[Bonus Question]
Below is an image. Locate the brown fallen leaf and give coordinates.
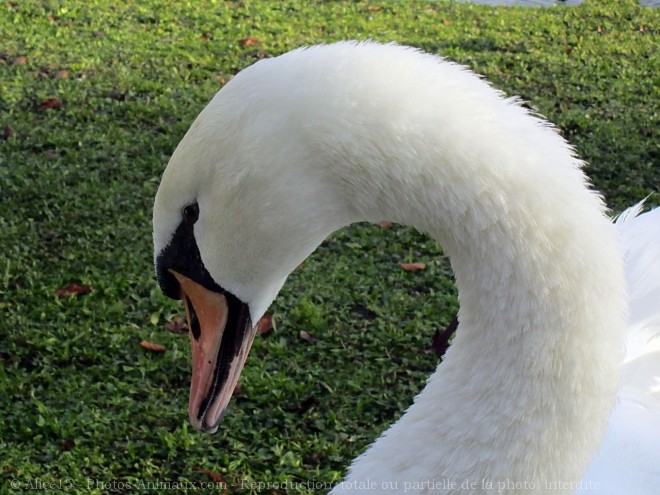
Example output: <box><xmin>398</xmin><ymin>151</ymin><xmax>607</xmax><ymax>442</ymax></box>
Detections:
<box><xmin>106</xmin><ymin>89</ymin><xmax>125</xmax><ymax>101</ymax></box>
<box><xmin>401</xmin><ymin>262</ymin><xmax>427</xmax><ymax>272</ymax></box>
<box><xmin>2</xmin><ymin>125</ymin><xmax>14</xmax><ymax>140</ymax></box>
<box><xmin>54</xmin><ymin>283</ymin><xmax>93</xmax><ymax>297</ymax></box>
<box><xmin>238</xmin><ymin>36</ymin><xmax>261</xmax><ymax>48</ymax></box>
<box><xmin>140</xmin><ymin>340</ymin><xmax>167</xmax><ymax>353</ymax></box>
<box><xmin>303</xmin><ymin>451</ymin><xmax>326</xmax><ymax>466</ymax></box>
<box><xmin>192</xmin><ymin>466</ymin><xmax>226</xmax><ymax>486</ymax></box>
<box><xmin>165</xmin><ymin>317</ymin><xmax>188</xmax><ymax>335</ymax></box>
<box><xmin>431</xmin><ymin>316</ymin><xmax>458</xmax><ymax>357</ymax></box>
<box><xmin>443</xmin><ymin>18</ymin><xmax>451</xmax><ymax>25</ymax></box>
<box><xmin>257</xmin><ymin>313</ymin><xmax>274</xmax><ymax>336</ymax></box>
<box><xmin>59</xmin><ymin>438</ymin><xmax>75</xmax><ymax>452</ymax></box>
<box><xmin>37</xmin><ymin>97</ymin><xmax>63</xmax><ymax>112</ymax></box>
<box><xmin>55</xmin><ymin>70</ymin><xmax>69</xmax><ymax>79</ymax></box>
<box><xmin>13</xmin><ymin>56</ymin><xmax>26</xmax><ymax>65</ymax></box>
<box><xmin>376</xmin><ymin>220</ymin><xmax>393</xmax><ymax>228</ymax></box>
<box><xmin>299</xmin><ymin>330</ymin><xmax>316</xmax><ymax>343</ymax></box>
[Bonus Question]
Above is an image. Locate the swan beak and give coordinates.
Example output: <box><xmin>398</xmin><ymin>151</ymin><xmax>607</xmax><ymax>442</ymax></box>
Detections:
<box><xmin>168</xmin><ymin>270</ymin><xmax>256</xmax><ymax>433</ymax></box>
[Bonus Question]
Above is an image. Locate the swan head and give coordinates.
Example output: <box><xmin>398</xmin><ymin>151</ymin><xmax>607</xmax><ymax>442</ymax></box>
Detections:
<box><xmin>153</xmin><ymin>49</ymin><xmax>355</xmax><ymax>432</ymax></box>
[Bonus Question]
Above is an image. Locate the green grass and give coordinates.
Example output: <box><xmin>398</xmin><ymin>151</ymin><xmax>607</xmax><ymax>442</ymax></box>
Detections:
<box><xmin>1</xmin><ymin>0</ymin><xmax>658</xmax><ymax>493</ymax></box>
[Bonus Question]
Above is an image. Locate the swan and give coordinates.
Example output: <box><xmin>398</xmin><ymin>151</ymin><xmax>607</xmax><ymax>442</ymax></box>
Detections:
<box><xmin>152</xmin><ymin>42</ymin><xmax>660</xmax><ymax>494</ymax></box>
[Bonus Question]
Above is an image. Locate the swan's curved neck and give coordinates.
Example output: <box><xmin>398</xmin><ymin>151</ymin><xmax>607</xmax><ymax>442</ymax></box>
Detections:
<box><xmin>186</xmin><ymin>44</ymin><xmax>627</xmax><ymax>492</ymax></box>
<box><xmin>324</xmin><ymin>114</ymin><xmax>626</xmax><ymax>492</ymax></box>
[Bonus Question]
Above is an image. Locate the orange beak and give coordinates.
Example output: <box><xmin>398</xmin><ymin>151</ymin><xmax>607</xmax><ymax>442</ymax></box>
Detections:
<box><xmin>169</xmin><ymin>269</ymin><xmax>256</xmax><ymax>432</ymax></box>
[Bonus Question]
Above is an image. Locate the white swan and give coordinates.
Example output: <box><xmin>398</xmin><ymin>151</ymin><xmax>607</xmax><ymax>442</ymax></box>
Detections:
<box><xmin>152</xmin><ymin>42</ymin><xmax>660</xmax><ymax>494</ymax></box>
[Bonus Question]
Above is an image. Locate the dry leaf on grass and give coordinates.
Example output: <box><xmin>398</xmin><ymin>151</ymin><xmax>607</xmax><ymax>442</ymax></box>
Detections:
<box><xmin>54</xmin><ymin>283</ymin><xmax>92</xmax><ymax>297</ymax></box>
<box><xmin>299</xmin><ymin>330</ymin><xmax>316</xmax><ymax>343</ymax></box>
<box><xmin>257</xmin><ymin>313</ymin><xmax>274</xmax><ymax>336</ymax></box>
<box><xmin>238</xmin><ymin>36</ymin><xmax>261</xmax><ymax>48</ymax></box>
<box><xmin>106</xmin><ymin>89</ymin><xmax>125</xmax><ymax>101</ymax></box>
<box><xmin>165</xmin><ymin>317</ymin><xmax>188</xmax><ymax>335</ymax></box>
<box><xmin>431</xmin><ymin>316</ymin><xmax>459</xmax><ymax>357</ymax></box>
<box><xmin>192</xmin><ymin>466</ymin><xmax>226</xmax><ymax>486</ymax></box>
<box><xmin>400</xmin><ymin>262</ymin><xmax>427</xmax><ymax>272</ymax></box>
<box><xmin>140</xmin><ymin>340</ymin><xmax>167</xmax><ymax>353</ymax></box>
<box><xmin>2</xmin><ymin>125</ymin><xmax>14</xmax><ymax>140</ymax></box>
<box><xmin>37</xmin><ymin>97</ymin><xmax>63</xmax><ymax>112</ymax></box>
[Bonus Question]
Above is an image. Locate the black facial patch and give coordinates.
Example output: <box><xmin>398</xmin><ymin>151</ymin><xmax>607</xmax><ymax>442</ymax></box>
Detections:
<box><xmin>155</xmin><ymin>202</ymin><xmax>219</xmax><ymax>300</ymax></box>
<box><xmin>155</xmin><ymin>205</ymin><xmax>253</xmax><ymax>420</ymax></box>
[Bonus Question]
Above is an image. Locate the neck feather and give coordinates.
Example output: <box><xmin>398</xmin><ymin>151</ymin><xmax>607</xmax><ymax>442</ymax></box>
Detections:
<box><xmin>328</xmin><ymin>101</ymin><xmax>625</xmax><ymax>493</ymax></box>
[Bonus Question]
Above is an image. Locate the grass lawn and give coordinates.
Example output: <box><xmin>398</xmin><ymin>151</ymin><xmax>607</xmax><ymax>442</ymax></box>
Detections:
<box><xmin>1</xmin><ymin>0</ymin><xmax>658</xmax><ymax>493</ymax></box>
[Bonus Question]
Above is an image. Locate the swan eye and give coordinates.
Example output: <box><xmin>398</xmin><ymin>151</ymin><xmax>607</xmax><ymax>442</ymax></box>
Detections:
<box><xmin>182</xmin><ymin>203</ymin><xmax>199</xmax><ymax>224</ymax></box>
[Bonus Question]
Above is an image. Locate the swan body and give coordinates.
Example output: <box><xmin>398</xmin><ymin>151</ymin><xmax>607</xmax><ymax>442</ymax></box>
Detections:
<box><xmin>152</xmin><ymin>42</ymin><xmax>660</xmax><ymax>493</ymax></box>
<box><xmin>575</xmin><ymin>205</ymin><xmax>660</xmax><ymax>494</ymax></box>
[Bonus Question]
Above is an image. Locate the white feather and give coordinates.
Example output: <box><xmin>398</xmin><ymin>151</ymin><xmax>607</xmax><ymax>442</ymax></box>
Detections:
<box><xmin>577</xmin><ymin>204</ymin><xmax>660</xmax><ymax>494</ymax></box>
